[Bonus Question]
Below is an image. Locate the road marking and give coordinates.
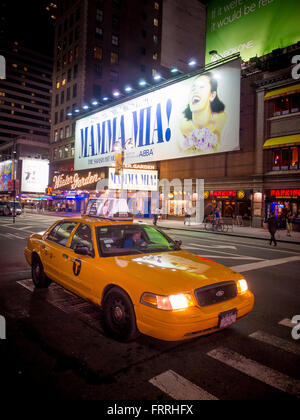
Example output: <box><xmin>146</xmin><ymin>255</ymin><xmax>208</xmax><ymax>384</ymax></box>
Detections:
<box><xmin>279</xmin><ymin>318</ymin><xmax>297</xmax><ymax>328</ymax></box>
<box><xmin>184</xmin><ymin>243</ymin><xmax>265</xmax><ymax>260</ymax></box>
<box><xmin>0</xmin><ymin>232</ymin><xmax>25</xmax><ymax>240</ymax></box>
<box><xmin>187</xmin><ymin>254</ymin><xmax>263</xmax><ymax>261</ymax></box>
<box><xmin>230</xmin><ymin>255</ymin><xmax>300</xmax><ymax>273</ymax></box>
<box><xmin>207</xmin><ymin>347</ymin><xmax>300</xmax><ymax>398</ymax></box>
<box><xmin>149</xmin><ymin>370</ymin><xmax>218</xmax><ymax>400</ymax></box>
<box><xmin>187</xmin><ymin>244</ymin><xmax>237</xmax><ymax>250</ymax></box>
<box><xmin>17</xmin><ymin>279</ymin><xmax>102</xmax><ymax>329</ymax></box>
<box><xmin>249</xmin><ymin>330</ymin><xmax>300</xmax><ymax>356</ymax></box>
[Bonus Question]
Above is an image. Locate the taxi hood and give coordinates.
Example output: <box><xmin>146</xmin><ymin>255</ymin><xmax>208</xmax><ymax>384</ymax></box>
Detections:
<box><xmin>114</xmin><ymin>250</ymin><xmax>242</xmax><ymax>294</ymax></box>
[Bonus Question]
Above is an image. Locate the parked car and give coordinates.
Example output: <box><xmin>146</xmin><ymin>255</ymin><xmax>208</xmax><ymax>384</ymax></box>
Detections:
<box><xmin>0</xmin><ymin>200</ymin><xmax>11</xmax><ymax>216</ymax></box>
<box><xmin>8</xmin><ymin>201</ymin><xmax>22</xmax><ymax>216</ymax></box>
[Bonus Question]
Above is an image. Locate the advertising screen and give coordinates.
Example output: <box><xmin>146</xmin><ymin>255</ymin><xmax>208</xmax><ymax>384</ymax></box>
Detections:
<box><xmin>21</xmin><ymin>159</ymin><xmax>49</xmax><ymax>193</ymax></box>
<box><xmin>206</xmin><ymin>0</ymin><xmax>300</xmax><ymax>64</ymax></box>
<box><xmin>0</xmin><ymin>160</ymin><xmax>13</xmax><ymax>192</ymax></box>
<box><xmin>75</xmin><ymin>59</ymin><xmax>241</xmax><ymax>170</ymax></box>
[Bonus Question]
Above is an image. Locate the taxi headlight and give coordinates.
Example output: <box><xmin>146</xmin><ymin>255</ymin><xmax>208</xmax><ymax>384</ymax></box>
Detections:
<box><xmin>237</xmin><ymin>279</ymin><xmax>248</xmax><ymax>294</ymax></box>
<box><xmin>141</xmin><ymin>292</ymin><xmax>194</xmax><ymax>311</ymax></box>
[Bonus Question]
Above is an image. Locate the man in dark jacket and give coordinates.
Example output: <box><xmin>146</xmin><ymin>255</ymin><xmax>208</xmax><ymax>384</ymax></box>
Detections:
<box><xmin>268</xmin><ymin>213</ymin><xmax>278</xmax><ymax>246</ymax></box>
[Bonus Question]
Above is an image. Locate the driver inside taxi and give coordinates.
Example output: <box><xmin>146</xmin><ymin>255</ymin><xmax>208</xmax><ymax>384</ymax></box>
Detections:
<box><xmin>124</xmin><ymin>231</ymin><xmax>144</xmax><ymax>249</ymax></box>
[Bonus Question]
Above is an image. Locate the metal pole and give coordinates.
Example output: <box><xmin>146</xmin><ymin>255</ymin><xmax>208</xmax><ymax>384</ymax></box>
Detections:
<box><xmin>12</xmin><ymin>139</ymin><xmax>16</xmax><ymax>224</ymax></box>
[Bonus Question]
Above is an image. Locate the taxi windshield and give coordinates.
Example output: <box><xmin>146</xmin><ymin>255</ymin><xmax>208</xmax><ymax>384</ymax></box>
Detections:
<box><xmin>96</xmin><ymin>224</ymin><xmax>179</xmax><ymax>257</ymax></box>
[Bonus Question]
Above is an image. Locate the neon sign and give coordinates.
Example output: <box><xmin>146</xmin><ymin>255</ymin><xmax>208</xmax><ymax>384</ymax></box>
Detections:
<box><xmin>53</xmin><ymin>171</ymin><xmax>102</xmax><ymax>191</ymax></box>
<box><xmin>270</xmin><ymin>189</ymin><xmax>300</xmax><ymax>198</ymax></box>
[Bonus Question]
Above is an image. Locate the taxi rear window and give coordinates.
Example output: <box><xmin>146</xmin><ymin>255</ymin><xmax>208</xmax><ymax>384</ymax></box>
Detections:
<box><xmin>96</xmin><ymin>224</ymin><xmax>177</xmax><ymax>257</ymax></box>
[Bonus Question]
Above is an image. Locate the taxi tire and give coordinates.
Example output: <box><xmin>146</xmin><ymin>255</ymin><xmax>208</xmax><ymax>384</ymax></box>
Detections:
<box><xmin>102</xmin><ymin>287</ymin><xmax>140</xmax><ymax>342</ymax></box>
<box><xmin>32</xmin><ymin>256</ymin><xmax>52</xmax><ymax>289</ymax></box>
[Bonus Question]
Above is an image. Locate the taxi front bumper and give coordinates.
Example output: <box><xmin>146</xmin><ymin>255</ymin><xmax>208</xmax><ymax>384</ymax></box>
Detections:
<box><xmin>136</xmin><ymin>291</ymin><xmax>254</xmax><ymax>341</ymax></box>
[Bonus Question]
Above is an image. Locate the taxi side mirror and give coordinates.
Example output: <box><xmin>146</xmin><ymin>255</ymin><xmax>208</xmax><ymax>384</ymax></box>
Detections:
<box><xmin>74</xmin><ymin>246</ymin><xmax>90</xmax><ymax>256</ymax></box>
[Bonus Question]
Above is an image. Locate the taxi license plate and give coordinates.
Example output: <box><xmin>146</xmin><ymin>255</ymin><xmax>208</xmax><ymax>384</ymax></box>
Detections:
<box><xmin>218</xmin><ymin>309</ymin><xmax>237</xmax><ymax>329</ymax></box>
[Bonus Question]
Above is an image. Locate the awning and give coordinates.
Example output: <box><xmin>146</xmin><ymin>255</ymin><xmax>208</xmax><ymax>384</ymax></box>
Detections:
<box><xmin>264</xmin><ymin>84</ymin><xmax>300</xmax><ymax>100</ymax></box>
<box><xmin>263</xmin><ymin>134</ymin><xmax>300</xmax><ymax>149</ymax></box>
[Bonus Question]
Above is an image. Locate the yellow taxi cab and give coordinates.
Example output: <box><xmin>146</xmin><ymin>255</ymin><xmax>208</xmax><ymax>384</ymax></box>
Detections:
<box><xmin>24</xmin><ymin>198</ymin><xmax>254</xmax><ymax>342</ymax></box>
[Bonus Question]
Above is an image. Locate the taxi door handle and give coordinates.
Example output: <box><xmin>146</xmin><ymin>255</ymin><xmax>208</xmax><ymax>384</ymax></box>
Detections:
<box><xmin>62</xmin><ymin>254</ymin><xmax>69</xmax><ymax>260</ymax></box>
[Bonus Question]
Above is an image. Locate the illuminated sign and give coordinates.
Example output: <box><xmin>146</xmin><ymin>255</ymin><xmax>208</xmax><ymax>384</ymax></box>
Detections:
<box><xmin>270</xmin><ymin>189</ymin><xmax>300</xmax><ymax>198</ymax></box>
<box><xmin>206</xmin><ymin>190</ymin><xmax>246</xmax><ymax>199</ymax></box>
<box><xmin>108</xmin><ymin>168</ymin><xmax>158</xmax><ymax>191</ymax></box>
<box><xmin>75</xmin><ymin>60</ymin><xmax>241</xmax><ymax>170</ymax></box>
<box><xmin>21</xmin><ymin>159</ymin><xmax>49</xmax><ymax>193</ymax></box>
<box><xmin>206</xmin><ymin>0</ymin><xmax>300</xmax><ymax>64</ymax></box>
<box><xmin>0</xmin><ymin>160</ymin><xmax>13</xmax><ymax>192</ymax></box>
<box><xmin>52</xmin><ymin>171</ymin><xmax>102</xmax><ymax>191</ymax></box>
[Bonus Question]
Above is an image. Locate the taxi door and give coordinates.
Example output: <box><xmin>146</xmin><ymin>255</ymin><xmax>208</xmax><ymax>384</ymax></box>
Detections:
<box><xmin>58</xmin><ymin>223</ymin><xmax>98</xmax><ymax>301</ymax></box>
<box><xmin>41</xmin><ymin>221</ymin><xmax>78</xmax><ymax>284</ymax></box>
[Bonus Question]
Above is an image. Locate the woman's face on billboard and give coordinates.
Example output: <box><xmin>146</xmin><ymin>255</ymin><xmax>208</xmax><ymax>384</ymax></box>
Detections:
<box><xmin>189</xmin><ymin>75</ymin><xmax>215</xmax><ymax>112</ymax></box>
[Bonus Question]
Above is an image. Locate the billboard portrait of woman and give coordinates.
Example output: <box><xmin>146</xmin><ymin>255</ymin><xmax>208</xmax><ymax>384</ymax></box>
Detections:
<box><xmin>179</xmin><ymin>72</ymin><xmax>227</xmax><ymax>154</ymax></box>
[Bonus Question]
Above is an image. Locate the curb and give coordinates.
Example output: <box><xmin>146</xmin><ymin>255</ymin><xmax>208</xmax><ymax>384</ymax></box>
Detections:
<box><xmin>148</xmin><ymin>224</ymin><xmax>300</xmax><ymax>246</ymax></box>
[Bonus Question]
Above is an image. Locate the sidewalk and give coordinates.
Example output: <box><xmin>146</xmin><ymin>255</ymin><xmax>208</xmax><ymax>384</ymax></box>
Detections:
<box><xmin>24</xmin><ymin>210</ymin><xmax>300</xmax><ymax>245</ymax></box>
<box><xmin>136</xmin><ymin>218</ymin><xmax>300</xmax><ymax>245</ymax></box>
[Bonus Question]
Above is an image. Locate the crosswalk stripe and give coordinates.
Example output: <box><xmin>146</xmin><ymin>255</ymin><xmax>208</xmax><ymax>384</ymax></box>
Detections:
<box><xmin>230</xmin><ymin>255</ymin><xmax>300</xmax><ymax>273</ymax></box>
<box><xmin>249</xmin><ymin>330</ymin><xmax>300</xmax><ymax>356</ymax></box>
<box><xmin>149</xmin><ymin>370</ymin><xmax>218</xmax><ymax>400</ymax></box>
<box><xmin>279</xmin><ymin>319</ymin><xmax>297</xmax><ymax>328</ymax></box>
<box><xmin>207</xmin><ymin>347</ymin><xmax>300</xmax><ymax>398</ymax></box>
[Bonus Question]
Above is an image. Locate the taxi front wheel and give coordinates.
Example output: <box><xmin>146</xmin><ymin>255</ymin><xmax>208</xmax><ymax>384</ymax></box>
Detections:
<box><xmin>102</xmin><ymin>287</ymin><xmax>140</xmax><ymax>342</ymax></box>
<box><xmin>32</xmin><ymin>256</ymin><xmax>51</xmax><ymax>289</ymax></box>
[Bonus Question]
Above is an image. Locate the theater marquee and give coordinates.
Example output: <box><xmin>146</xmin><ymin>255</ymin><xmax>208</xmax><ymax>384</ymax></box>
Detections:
<box><xmin>75</xmin><ymin>59</ymin><xmax>241</xmax><ymax>171</ymax></box>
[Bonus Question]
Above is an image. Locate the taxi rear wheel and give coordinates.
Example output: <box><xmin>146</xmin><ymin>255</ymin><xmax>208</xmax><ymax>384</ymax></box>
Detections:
<box><xmin>32</xmin><ymin>256</ymin><xmax>51</xmax><ymax>289</ymax></box>
<box><xmin>102</xmin><ymin>287</ymin><xmax>140</xmax><ymax>342</ymax></box>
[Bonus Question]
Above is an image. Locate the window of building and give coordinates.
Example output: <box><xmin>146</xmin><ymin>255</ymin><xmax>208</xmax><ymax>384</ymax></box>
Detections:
<box><xmin>67</xmin><ymin>69</ymin><xmax>72</xmax><ymax>82</ymax></box>
<box><xmin>153</xmin><ymin>18</ymin><xmax>159</xmax><ymax>26</ymax></box>
<box><xmin>53</xmin><ymin>148</ymin><xmax>58</xmax><ymax>160</ymax></box>
<box><xmin>96</xmin><ymin>9</ymin><xmax>104</xmax><ymax>22</ymax></box>
<box><xmin>60</xmin><ymin>109</ymin><xmax>64</xmax><ymax>122</ymax></box>
<box><xmin>153</xmin><ymin>52</ymin><xmax>158</xmax><ymax>60</ymax></box>
<box><xmin>75</xmin><ymin>26</ymin><xmax>79</xmax><ymax>41</ymax></box>
<box><xmin>112</xmin><ymin>0</ymin><xmax>121</xmax><ymax>8</ymax></box>
<box><xmin>74</xmin><ymin>46</ymin><xmax>79</xmax><ymax>58</ymax></box>
<box><xmin>96</xmin><ymin>27</ymin><xmax>103</xmax><ymax>40</ymax></box>
<box><xmin>112</xmin><ymin>15</ymin><xmax>120</xmax><ymax>27</ymax></box>
<box><xmin>140</xmin><ymin>64</ymin><xmax>146</xmax><ymax>72</ymax></box>
<box><xmin>73</xmin><ymin>84</ymin><xmax>77</xmax><ymax>98</ymax></box>
<box><xmin>272</xmin><ymin>147</ymin><xmax>300</xmax><ymax>171</ymax></box>
<box><xmin>69</xmin><ymin>49</ymin><xmax>73</xmax><ymax>63</ymax></box>
<box><xmin>55</xmin><ymin>112</ymin><xmax>58</xmax><ymax>124</ymax></box>
<box><xmin>112</xmin><ymin>35</ymin><xmax>119</xmax><ymax>46</ymax></box>
<box><xmin>65</xmin><ymin>125</ymin><xmax>71</xmax><ymax>138</ymax></box>
<box><xmin>109</xmin><ymin>70</ymin><xmax>118</xmax><ymax>82</ymax></box>
<box><xmin>141</xmin><ymin>29</ymin><xmax>147</xmax><ymax>38</ymax></box>
<box><xmin>71</xmin><ymin>143</ymin><xmax>75</xmax><ymax>156</ymax></box>
<box><xmin>95</xmin><ymin>63</ymin><xmax>102</xmax><ymax>77</ymax></box>
<box><xmin>94</xmin><ymin>46</ymin><xmax>103</xmax><ymax>60</ymax></box>
<box><xmin>60</xmin><ymin>128</ymin><xmax>64</xmax><ymax>140</ymax></box>
<box><xmin>154</xmin><ymin>1</ymin><xmax>159</xmax><ymax>10</ymax></box>
<box><xmin>93</xmin><ymin>84</ymin><xmax>102</xmax><ymax>97</ymax></box>
<box><xmin>61</xmin><ymin>91</ymin><xmax>65</xmax><ymax>104</ymax></box>
<box><xmin>141</xmin><ymin>47</ymin><xmax>146</xmax><ymax>55</ymax></box>
<box><xmin>64</xmin><ymin>144</ymin><xmax>69</xmax><ymax>158</ymax></box>
<box><xmin>272</xmin><ymin>93</ymin><xmax>300</xmax><ymax>116</ymax></box>
<box><xmin>54</xmin><ymin>130</ymin><xmax>58</xmax><ymax>142</ymax></box>
<box><xmin>153</xmin><ymin>34</ymin><xmax>158</xmax><ymax>43</ymax></box>
<box><xmin>74</xmin><ymin>64</ymin><xmax>78</xmax><ymax>78</ymax></box>
<box><xmin>67</xmin><ymin>87</ymin><xmax>70</xmax><ymax>101</ymax></box>
<box><xmin>75</xmin><ymin>7</ymin><xmax>80</xmax><ymax>22</ymax></box>
<box><xmin>55</xmin><ymin>94</ymin><xmax>59</xmax><ymax>106</ymax></box>
<box><xmin>69</xmin><ymin>31</ymin><xmax>73</xmax><ymax>45</ymax></box>
<box><xmin>110</xmin><ymin>52</ymin><xmax>118</xmax><ymax>65</ymax></box>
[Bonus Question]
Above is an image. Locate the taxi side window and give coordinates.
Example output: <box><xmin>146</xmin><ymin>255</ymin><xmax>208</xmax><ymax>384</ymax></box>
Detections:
<box><xmin>47</xmin><ymin>222</ymin><xmax>77</xmax><ymax>246</ymax></box>
<box><xmin>70</xmin><ymin>224</ymin><xmax>94</xmax><ymax>257</ymax></box>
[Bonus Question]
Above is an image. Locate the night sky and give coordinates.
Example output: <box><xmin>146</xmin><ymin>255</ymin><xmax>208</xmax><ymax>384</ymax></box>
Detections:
<box><xmin>0</xmin><ymin>0</ymin><xmax>55</xmax><ymax>56</ymax></box>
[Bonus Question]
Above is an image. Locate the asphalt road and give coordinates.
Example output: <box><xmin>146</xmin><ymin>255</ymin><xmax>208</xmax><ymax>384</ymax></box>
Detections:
<box><xmin>0</xmin><ymin>213</ymin><xmax>299</xmax><ymax>402</ymax></box>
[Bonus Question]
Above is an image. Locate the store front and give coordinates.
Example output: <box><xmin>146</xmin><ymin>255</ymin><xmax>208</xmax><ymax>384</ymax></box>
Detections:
<box><xmin>204</xmin><ymin>189</ymin><xmax>252</xmax><ymax>223</ymax></box>
<box><xmin>265</xmin><ymin>188</ymin><xmax>300</xmax><ymax>230</ymax></box>
<box><xmin>50</xmin><ymin>168</ymin><xmax>106</xmax><ymax>213</ymax></box>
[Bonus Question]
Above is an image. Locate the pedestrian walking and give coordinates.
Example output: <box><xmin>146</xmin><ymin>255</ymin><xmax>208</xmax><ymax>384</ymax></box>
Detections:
<box><xmin>267</xmin><ymin>212</ymin><xmax>278</xmax><ymax>246</ymax></box>
<box><xmin>286</xmin><ymin>211</ymin><xmax>293</xmax><ymax>237</ymax></box>
<box><xmin>184</xmin><ymin>207</ymin><xmax>191</xmax><ymax>226</ymax></box>
<box><xmin>153</xmin><ymin>207</ymin><xmax>160</xmax><ymax>226</ymax></box>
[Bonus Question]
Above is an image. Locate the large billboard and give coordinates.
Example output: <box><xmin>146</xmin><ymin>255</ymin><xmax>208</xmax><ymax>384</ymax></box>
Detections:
<box><xmin>0</xmin><ymin>160</ymin><xmax>13</xmax><ymax>192</ymax></box>
<box><xmin>206</xmin><ymin>0</ymin><xmax>300</xmax><ymax>64</ymax></box>
<box><xmin>75</xmin><ymin>59</ymin><xmax>241</xmax><ymax>170</ymax></box>
<box><xmin>21</xmin><ymin>159</ymin><xmax>49</xmax><ymax>193</ymax></box>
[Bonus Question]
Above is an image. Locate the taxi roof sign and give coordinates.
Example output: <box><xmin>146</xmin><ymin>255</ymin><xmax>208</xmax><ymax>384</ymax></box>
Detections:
<box><xmin>85</xmin><ymin>198</ymin><xmax>133</xmax><ymax>221</ymax></box>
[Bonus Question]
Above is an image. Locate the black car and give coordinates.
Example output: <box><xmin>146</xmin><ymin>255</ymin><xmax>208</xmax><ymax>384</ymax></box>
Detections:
<box><xmin>0</xmin><ymin>200</ymin><xmax>11</xmax><ymax>216</ymax></box>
